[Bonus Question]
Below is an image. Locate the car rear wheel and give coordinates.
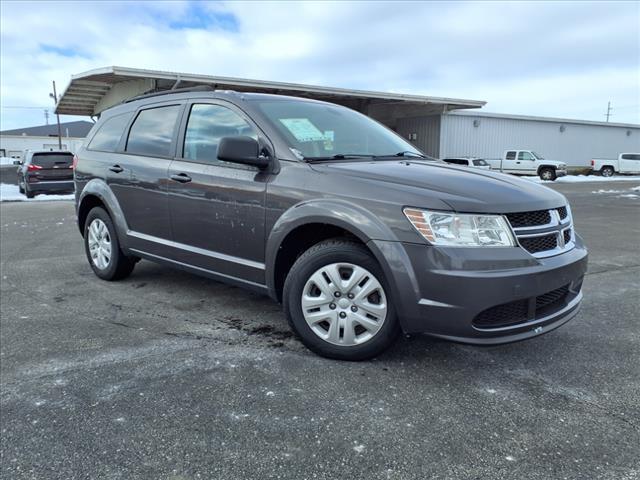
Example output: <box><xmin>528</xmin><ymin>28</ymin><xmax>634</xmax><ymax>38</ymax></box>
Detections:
<box><xmin>84</xmin><ymin>207</ymin><xmax>135</xmax><ymax>281</ymax></box>
<box><xmin>25</xmin><ymin>188</ymin><xmax>35</xmax><ymax>199</ymax></box>
<box><xmin>283</xmin><ymin>239</ymin><xmax>399</xmax><ymax>360</ymax></box>
<box><xmin>539</xmin><ymin>167</ymin><xmax>556</xmax><ymax>181</ymax></box>
<box><xmin>601</xmin><ymin>166</ymin><xmax>614</xmax><ymax>177</ymax></box>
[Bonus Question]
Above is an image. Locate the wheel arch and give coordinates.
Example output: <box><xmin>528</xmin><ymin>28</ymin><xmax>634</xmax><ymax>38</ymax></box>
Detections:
<box><xmin>77</xmin><ymin>179</ymin><xmax>129</xmax><ymax>248</ymax></box>
<box><xmin>265</xmin><ymin>200</ymin><xmax>398</xmax><ymax>302</ymax></box>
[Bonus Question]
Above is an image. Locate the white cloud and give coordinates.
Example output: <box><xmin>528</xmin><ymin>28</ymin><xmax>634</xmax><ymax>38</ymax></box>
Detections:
<box><xmin>1</xmin><ymin>0</ymin><xmax>638</xmax><ymax>129</ymax></box>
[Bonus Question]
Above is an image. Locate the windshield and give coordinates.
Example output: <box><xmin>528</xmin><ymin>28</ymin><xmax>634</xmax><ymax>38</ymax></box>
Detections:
<box><xmin>531</xmin><ymin>151</ymin><xmax>544</xmax><ymax>160</ymax></box>
<box><xmin>255</xmin><ymin>100</ymin><xmax>423</xmax><ymax>160</ymax></box>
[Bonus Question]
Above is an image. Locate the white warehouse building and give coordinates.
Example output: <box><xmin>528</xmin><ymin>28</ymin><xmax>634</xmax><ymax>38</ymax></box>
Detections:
<box><xmin>397</xmin><ymin>111</ymin><xmax>640</xmax><ymax>166</ymax></box>
<box><xmin>0</xmin><ymin>121</ymin><xmax>94</xmax><ymax>161</ymax></box>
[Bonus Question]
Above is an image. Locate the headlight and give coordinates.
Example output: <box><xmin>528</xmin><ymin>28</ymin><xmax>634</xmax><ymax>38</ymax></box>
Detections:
<box><xmin>403</xmin><ymin>208</ymin><xmax>516</xmax><ymax>247</ymax></box>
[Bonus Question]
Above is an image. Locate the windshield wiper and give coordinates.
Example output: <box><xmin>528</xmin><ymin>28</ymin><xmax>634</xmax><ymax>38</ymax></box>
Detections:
<box><xmin>304</xmin><ymin>154</ymin><xmax>373</xmax><ymax>162</ymax></box>
<box><xmin>371</xmin><ymin>151</ymin><xmax>429</xmax><ymax>159</ymax></box>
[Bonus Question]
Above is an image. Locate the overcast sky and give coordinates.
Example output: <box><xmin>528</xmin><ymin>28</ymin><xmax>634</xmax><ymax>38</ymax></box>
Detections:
<box><xmin>1</xmin><ymin>0</ymin><xmax>638</xmax><ymax>129</ymax></box>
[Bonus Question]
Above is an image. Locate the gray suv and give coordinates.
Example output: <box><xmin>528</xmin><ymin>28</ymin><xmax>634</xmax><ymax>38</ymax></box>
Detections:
<box><xmin>74</xmin><ymin>88</ymin><xmax>588</xmax><ymax>360</ymax></box>
<box><xmin>18</xmin><ymin>150</ymin><xmax>74</xmax><ymax>198</ymax></box>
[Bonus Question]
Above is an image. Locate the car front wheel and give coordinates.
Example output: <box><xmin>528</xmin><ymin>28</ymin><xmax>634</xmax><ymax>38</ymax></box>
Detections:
<box><xmin>84</xmin><ymin>207</ymin><xmax>135</xmax><ymax>281</ymax></box>
<box><xmin>283</xmin><ymin>239</ymin><xmax>399</xmax><ymax>360</ymax></box>
<box><xmin>539</xmin><ymin>167</ymin><xmax>556</xmax><ymax>181</ymax></box>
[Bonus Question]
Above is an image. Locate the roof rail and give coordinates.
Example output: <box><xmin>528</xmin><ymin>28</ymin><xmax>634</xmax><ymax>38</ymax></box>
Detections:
<box><xmin>123</xmin><ymin>85</ymin><xmax>216</xmax><ymax>104</ymax></box>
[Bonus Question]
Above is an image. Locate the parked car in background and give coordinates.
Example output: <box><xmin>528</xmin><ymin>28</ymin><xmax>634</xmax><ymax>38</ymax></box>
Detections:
<box><xmin>485</xmin><ymin>150</ymin><xmax>567</xmax><ymax>181</ymax></box>
<box><xmin>442</xmin><ymin>157</ymin><xmax>491</xmax><ymax>170</ymax></box>
<box><xmin>17</xmin><ymin>150</ymin><xmax>74</xmax><ymax>198</ymax></box>
<box><xmin>591</xmin><ymin>153</ymin><xmax>640</xmax><ymax>177</ymax></box>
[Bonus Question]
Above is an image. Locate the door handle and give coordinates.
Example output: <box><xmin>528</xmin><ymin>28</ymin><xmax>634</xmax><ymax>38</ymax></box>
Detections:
<box><xmin>516</xmin><ymin>161</ymin><xmax>521</xmax><ymax>164</ymax></box>
<box><xmin>109</xmin><ymin>165</ymin><xmax>124</xmax><ymax>173</ymax></box>
<box><xmin>170</xmin><ymin>173</ymin><xmax>192</xmax><ymax>183</ymax></box>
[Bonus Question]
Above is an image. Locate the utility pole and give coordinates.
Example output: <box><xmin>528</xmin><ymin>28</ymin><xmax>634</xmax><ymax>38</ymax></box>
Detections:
<box><xmin>605</xmin><ymin>101</ymin><xmax>612</xmax><ymax>122</ymax></box>
<box><xmin>49</xmin><ymin>81</ymin><xmax>62</xmax><ymax>150</ymax></box>
<box><xmin>44</xmin><ymin>109</ymin><xmax>49</xmax><ymax>125</ymax></box>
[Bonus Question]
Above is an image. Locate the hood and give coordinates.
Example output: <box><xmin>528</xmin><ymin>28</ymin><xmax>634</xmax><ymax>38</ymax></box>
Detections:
<box><xmin>310</xmin><ymin>160</ymin><xmax>567</xmax><ymax>213</ymax></box>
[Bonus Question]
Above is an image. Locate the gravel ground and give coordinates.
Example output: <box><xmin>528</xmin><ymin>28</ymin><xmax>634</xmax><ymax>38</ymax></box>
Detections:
<box><xmin>1</xmin><ymin>180</ymin><xmax>639</xmax><ymax>480</ymax></box>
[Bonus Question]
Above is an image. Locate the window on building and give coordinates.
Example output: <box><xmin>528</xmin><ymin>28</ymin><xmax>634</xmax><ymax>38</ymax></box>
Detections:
<box><xmin>88</xmin><ymin>113</ymin><xmax>132</xmax><ymax>152</ymax></box>
<box><xmin>183</xmin><ymin>104</ymin><xmax>257</xmax><ymax>165</ymax></box>
<box><xmin>126</xmin><ymin>105</ymin><xmax>181</xmax><ymax>157</ymax></box>
<box><xmin>42</xmin><ymin>144</ymin><xmax>68</xmax><ymax>151</ymax></box>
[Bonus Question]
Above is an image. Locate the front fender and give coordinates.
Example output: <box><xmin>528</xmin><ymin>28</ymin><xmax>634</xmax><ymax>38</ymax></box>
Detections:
<box><xmin>265</xmin><ymin>199</ymin><xmax>400</xmax><ymax>297</ymax></box>
<box><xmin>77</xmin><ymin>179</ymin><xmax>130</xmax><ymax>249</ymax></box>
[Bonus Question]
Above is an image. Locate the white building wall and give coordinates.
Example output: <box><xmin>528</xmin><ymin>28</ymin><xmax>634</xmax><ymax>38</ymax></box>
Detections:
<box><xmin>0</xmin><ymin>135</ymin><xmax>85</xmax><ymax>160</ymax></box>
<box><xmin>439</xmin><ymin>113</ymin><xmax>640</xmax><ymax>166</ymax></box>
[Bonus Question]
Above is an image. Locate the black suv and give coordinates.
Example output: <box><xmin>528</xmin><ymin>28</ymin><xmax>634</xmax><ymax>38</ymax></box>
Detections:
<box><xmin>74</xmin><ymin>88</ymin><xmax>588</xmax><ymax>360</ymax></box>
<box><xmin>18</xmin><ymin>150</ymin><xmax>74</xmax><ymax>198</ymax></box>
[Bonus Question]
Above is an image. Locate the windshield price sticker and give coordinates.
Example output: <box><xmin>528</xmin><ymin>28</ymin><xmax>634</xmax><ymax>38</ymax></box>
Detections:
<box><xmin>279</xmin><ymin>118</ymin><xmax>326</xmax><ymax>142</ymax></box>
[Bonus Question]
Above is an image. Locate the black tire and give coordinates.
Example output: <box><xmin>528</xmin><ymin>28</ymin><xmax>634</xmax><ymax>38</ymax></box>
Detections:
<box><xmin>283</xmin><ymin>239</ymin><xmax>400</xmax><ymax>361</ymax></box>
<box><xmin>25</xmin><ymin>188</ymin><xmax>35</xmax><ymax>199</ymax></box>
<box><xmin>18</xmin><ymin>184</ymin><xmax>24</xmax><ymax>194</ymax></box>
<box><xmin>83</xmin><ymin>207</ymin><xmax>135</xmax><ymax>281</ymax></box>
<box><xmin>601</xmin><ymin>166</ymin><xmax>614</xmax><ymax>177</ymax></box>
<box><xmin>539</xmin><ymin>167</ymin><xmax>556</xmax><ymax>181</ymax></box>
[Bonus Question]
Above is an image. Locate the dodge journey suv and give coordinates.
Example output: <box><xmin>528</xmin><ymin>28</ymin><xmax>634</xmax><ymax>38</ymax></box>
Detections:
<box><xmin>74</xmin><ymin>88</ymin><xmax>588</xmax><ymax>360</ymax></box>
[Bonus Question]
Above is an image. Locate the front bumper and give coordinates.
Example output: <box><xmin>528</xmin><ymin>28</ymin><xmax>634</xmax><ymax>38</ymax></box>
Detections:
<box><xmin>371</xmin><ymin>235</ymin><xmax>588</xmax><ymax>344</ymax></box>
<box><xmin>556</xmin><ymin>169</ymin><xmax>567</xmax><ymax>177</ymax></box>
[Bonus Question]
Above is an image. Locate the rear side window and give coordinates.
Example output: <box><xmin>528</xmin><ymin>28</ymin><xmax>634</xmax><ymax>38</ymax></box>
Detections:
<box><xmin>621</xmin><ymin>154</ymin><xmax>640</xmax><ymax>160</ymax></box>
<box><xmin>88</xmin><ymin>113</ymin><xmax>131</xmax><ymax>152</ymax></box>
<box><xmin>505</xmin><ymin>151</ymin><xmax>516</xmax><ymax>160</ymax></box>
<box><xmin>183</xmin><ymin>104</ymin><xmax>257</xmax><ymax>165</ymax></box>
<box><xmin>126</xmin><ymin>105</ymin><xmax>181</xmax><ymax>157</ymax></box>
<box><xmin>31</xmin><ymin>153</ymin><xmax>73</xmax><ymax>168</ymax></box>
<box><xmin>473</xmin><ymin>159</ymin><xmax>488</xmax><ymax>166</ymax></box>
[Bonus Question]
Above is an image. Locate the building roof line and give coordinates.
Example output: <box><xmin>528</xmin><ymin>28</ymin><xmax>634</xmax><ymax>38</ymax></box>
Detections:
<box><xmin>448</xmin><ymin>110</ymin><xmax>640</xmax><ymax>129</ymax></box>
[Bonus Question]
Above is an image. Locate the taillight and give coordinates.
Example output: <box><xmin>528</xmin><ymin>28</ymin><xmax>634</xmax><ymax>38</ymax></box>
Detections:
<box><xmin>72</xmin><ymin>155</ymin><xmax>78</xmax><ymax>170</ymax></box>
<box><xmin>27</xmin><ymin>164</ymin><xmax>42</xmax><ymax>171</ymax></box>
<box><xmin>591</xmin><ymin>159</ymin><xmax>595</xmax><ymax>166</ymax></box>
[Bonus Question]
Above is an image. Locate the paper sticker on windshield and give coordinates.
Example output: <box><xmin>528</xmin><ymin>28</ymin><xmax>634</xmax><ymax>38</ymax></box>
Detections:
<box><xmin>279</xmin><ymin>118</ymin><xmax>325</xmax><ymax>142</ymax></box>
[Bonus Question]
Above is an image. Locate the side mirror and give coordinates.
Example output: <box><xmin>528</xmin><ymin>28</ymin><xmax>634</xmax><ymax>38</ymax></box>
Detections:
<box><xmin>217</xmin><ymin>136</ymin><xmax>270</xmax><ymax>169</ymax></box>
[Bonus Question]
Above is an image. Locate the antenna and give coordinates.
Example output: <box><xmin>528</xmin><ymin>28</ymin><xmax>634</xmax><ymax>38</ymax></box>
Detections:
<box><xmin>44</xmin><ymin>109</ymin><xmax>50</xmax><ymax>125</ymax></box>
<box><xmin>605</xmin><ymin>101</ymin><xmax>612</xmax><ymax>122</ymax></box>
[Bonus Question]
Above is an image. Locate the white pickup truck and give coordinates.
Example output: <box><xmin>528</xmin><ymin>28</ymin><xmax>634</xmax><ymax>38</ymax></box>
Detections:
<box><xmin>486</xmin><ymin>150</ymin><xmax>568</xmax><ymax>181</ymax></box>
<box><xmin>591</xmin><ymin>153</ymin><xmax>640</xmax><ymax>177</ymax></box>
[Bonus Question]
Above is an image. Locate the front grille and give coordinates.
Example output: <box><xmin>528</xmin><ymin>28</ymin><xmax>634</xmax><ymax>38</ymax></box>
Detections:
<box><xmin>557</xmin><ymin>206</ymin><xmax>568</xmax><ymax>220</ymax></box>
<box><xmin>563</xmin><ymin>228</ymin><xmax>572</xmax><ymax>244</ymax></box>
<box><xmin>506</xmin><ymin>210</ymin><xmax>551</xmax><ymax>228</ymax></box>
<box><xmin>519</xmin><ymin>233</ymin><xmax>558</xmax><ymax>254</ymax></box>
<box><xmin>473</xmin><ymin>284</ymin><xmax>572</xmax><ymax>329</ymax></box>
<box><xmin>473</xmin><ymin>300</ymin><xmax>529</xmax><ymax>328</ymax></box>
<box><xmin>536</xmin><ymin>284</ymin><xmax>569</xmax><ymax>310</ymax></box>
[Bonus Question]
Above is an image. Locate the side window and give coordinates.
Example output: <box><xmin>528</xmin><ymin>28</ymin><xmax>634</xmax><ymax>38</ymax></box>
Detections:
<box><xmin>505</xmin><ymin>151</ymin><xmax>516</xmax><ymax>160</ymax></box>
<box><xmin>88</xmin><ymin>113</ymin><xmax>131</xmax><ymax>152</ymax></box>
<box><xmin>183</xmin><ymin>104</ymin><xmax>257</xmax><ymax>165</ymax></box>
<box><xmin>518</xmin><ymin>151</ymin><xmax>534</xmax><ymax>161</ymax></box>
<box><xmin>621</xmin><ymin>154</ymin><xmax>640</xmax><ymax>160</ymax></box>
<box><xmin>126</xmin><ymin>105</ymin><xmax>181</xmax><ymax>157</ymax></box>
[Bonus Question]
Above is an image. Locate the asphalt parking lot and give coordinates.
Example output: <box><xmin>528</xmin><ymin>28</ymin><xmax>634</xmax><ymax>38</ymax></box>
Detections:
<box><xmin>1</xmin><ymin>181</ymin><xmax>639</xmax><ymax>480</ymax></box>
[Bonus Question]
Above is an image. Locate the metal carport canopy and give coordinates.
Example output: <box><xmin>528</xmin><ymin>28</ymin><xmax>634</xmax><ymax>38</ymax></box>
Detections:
<box><xmin>55</xmin><ymin>66</ymin><xmax>485</xmax><ymax>127</ymax></box>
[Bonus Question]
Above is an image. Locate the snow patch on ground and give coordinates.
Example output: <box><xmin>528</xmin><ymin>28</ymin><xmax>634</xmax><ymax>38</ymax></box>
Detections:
<box><xmin>0</xmin><ymin>183</ymin><xmax>74</xmax><ymax>202</ymax></box>
<box><xmin>524</xmin><ymin>175</ymin><xmax>640</xmax><ymax>184</ymax></box>
<box><xmin>1</xmin><ymin>157</ymin><xmax>17</xmax><ymax>166</ymax></box>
